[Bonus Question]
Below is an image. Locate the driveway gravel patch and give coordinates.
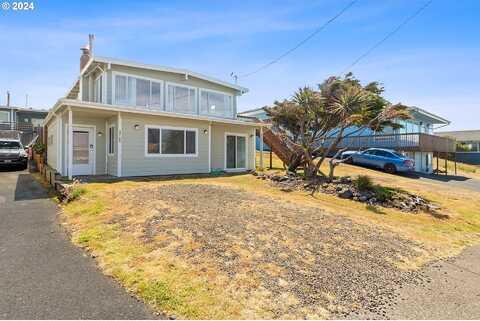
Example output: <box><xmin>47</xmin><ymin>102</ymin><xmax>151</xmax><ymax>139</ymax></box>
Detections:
<box><xmin>109</xmin><ymin>183</ymin><xmax>425</xmax><ymax>318</ymax></box>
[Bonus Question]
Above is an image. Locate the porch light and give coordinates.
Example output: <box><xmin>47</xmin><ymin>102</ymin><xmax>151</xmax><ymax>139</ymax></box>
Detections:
<box><xmin>97</xmin><ymin>131</ymin><xmax>103</xmax><ymax>137</ymax></box>
<box><xmin>203</xmin><ymin>129</ymin><xmax>208</xmax><ymax>134</ymax></box>
<box><xmin>134</xmin><ymin>124</ymin><xmax>140</xmax><ymax>130</ymax></box>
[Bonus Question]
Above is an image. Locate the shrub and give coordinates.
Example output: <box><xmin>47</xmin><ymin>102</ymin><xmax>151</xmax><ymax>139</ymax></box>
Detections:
<box><xmin>32</xmin><ymin>142</ymin><xmax>46</xmax><ymax>154</ymax></box>
<box><xmin>354</xmin><ymin>175</ymin><xmax>374</xmax><ymax>191</ymax></box>
<box><xmin>373</xmin><ymin>185</ymin><xmax>396</xmax><ymax>202</ymax></box>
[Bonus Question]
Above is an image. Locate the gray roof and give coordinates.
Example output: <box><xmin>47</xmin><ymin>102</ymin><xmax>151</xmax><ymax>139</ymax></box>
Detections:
<box><xmin>436</xmin><ymin>130</ymin><xmax>480</xmax><ymax>141</ymax></box>
<box><xmin>0</xmin><ymin>105</ymin><xmax>48</xmax><ymax>113</ymax></box>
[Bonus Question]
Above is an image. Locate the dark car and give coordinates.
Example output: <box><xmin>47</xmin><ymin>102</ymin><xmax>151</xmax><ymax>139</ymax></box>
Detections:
<box><xmin>341</xmin><ymin>148</ymin><xmax>415</xmax><ymax>174</ymax></box>
<box><xmin>0</xmin><ymin>139</ymin><xmax>28</xmax><ymax>170</ymax></box>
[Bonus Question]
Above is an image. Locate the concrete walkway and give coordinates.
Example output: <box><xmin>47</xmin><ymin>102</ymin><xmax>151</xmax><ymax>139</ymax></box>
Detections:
<box><xmin>0</xmin><ymin>169</ymin><xmax>157</xmax><ymax>319</ymax></box>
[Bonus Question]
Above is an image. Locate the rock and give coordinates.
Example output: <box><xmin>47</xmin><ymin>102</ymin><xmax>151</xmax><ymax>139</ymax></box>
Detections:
<box><xmin>278</xmin><ymin>176</ymin><xmax>289</xmax><ymax>182</ymax></box>
<box><xmin>252</xmin><ymin>172</ymin><xmax>259</xmax><ymax>176</ymax></box>
<box><xmin>335</xmin><ymin>186</ymin><xmax>343</xmax><ymax>192</ymax></box>
<box><xmin>359</xmin><ymin>195</ymin><xmax>368</xmax><ymax>202</ymax></box>
<box><xmin>338</xmin><ymin>189</ymin><xmax>354</xmax><ymax>199</ymax></box>
<box><xmin>281</xmin><ymin>187</ymin><xmax>293</xmax><ymax>192</ymax></box>
<box><xmin>340</xmin><ymin>176</ymin><xmax>352</xmax><ymax>184</ymax></box>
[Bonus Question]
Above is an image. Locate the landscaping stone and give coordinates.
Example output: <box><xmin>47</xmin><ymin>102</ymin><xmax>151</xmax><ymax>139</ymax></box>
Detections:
<box><xmin>259</xmin><ymin>172</ymin><xmax>441</xmax><ymax>214</ymax></box>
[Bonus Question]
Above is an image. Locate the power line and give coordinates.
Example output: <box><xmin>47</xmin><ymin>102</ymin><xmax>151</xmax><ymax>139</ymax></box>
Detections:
<box><xmin>340</xmin><ymin>0</ymin><xmax>434</xmax><ymax>76</ymax></box>
<box><xmin>235</xmin><ymin>0</ymin><xmax>358</xmax><ymax>80</ymax></box>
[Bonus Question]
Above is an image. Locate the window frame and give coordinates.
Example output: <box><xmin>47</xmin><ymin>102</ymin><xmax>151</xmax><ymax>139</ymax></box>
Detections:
<box><xmin>165</xmin><ymin>81</ymin><xmax>198</xmax><ymax>115</ymax></box>
<box><xmin>224</xmin><ymin>132</ymin><xmax>248</xmax><ymax>171</ymax></box>
<box><xmin>144</xmin><ymin>125</ymin><xmax>198</xmax><ymax>158</ymax></box>
<box><xmin>108</xmin><ymin>125</ymin><xmax>115</xmax><ymax>156</ymax></box>
<box><xmin>93</xmin><ymin>73</ymin><xmax>103</xmax><ymax>103</ymax></box>
<box><xmin>199</xmin><ymin>88</ymin><xmax>234</xmax><ymax>118</ymax></box>
<box><xmin>112</xmin><ymin>71</ymin><xmax>164</xmax><ymax>109</ymax></box>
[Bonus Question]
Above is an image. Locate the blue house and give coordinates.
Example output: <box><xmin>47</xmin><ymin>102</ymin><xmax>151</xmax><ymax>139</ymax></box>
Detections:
<box><xmin>239</xmin><ymin>106</ymin><xmax>455</xmax><ymax>174</ymax></box>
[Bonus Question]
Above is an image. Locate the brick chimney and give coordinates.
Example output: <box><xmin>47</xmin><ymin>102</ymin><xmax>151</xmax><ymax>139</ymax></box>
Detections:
<box><xmin>80</xmin><ymin>34</ymin><xmax>94</xmax><ymax>71</ymax></box>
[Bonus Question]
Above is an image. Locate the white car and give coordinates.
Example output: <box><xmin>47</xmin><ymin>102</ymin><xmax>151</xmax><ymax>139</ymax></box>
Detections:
<box><xmin>0</xmin><ymin>139</ymin><xmax>28</xmax><ymax>169</ymax></box>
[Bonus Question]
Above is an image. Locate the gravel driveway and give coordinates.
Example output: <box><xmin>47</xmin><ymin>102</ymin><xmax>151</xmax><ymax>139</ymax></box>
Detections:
<box><xmin>109</xmin><ymin>183</ymin><xmax>425</xmax><ymax>318</ymax></box>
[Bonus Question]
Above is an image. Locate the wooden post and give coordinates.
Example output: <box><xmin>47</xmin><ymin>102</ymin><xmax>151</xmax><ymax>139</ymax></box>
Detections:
<box><xmin>436</xmin><ymin>152</ymin><xmax>439</xmax><ymax>175</ymax></box>
<box><xmin>259</xmin><ymin>126</ymin><xmax>264</xmax><ymax>170</ymax></box>
<box><xmin>445</xmin><ymin>152</ymin><xmax>448</xmax><ymax>175</ymax></box>
<box><xmin>454</xmin><ymin>152</ymin><xmax>457</xmax><ymax>175</ymax></box>
<box><xmin>270</xmin><ymin>149</ymin><xmax>273</xmax><ymax>169</ymax></box>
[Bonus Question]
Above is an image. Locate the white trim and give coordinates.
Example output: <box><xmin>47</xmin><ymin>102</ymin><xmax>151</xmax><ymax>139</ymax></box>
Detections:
<box><xmin>107</xmin><ymin>124</ymin><xmax>115</xmax><ymax>156</ymax></box>
<box><xmin>224</xmin><ymin>132</ymin><xmax>248</xmax><ymax>171</ymax></box>
<box><xmin>67</xmin><ymin>107</ymin><xmax>73</xmax><ymax>179</ymax></box>
<box><xmin>71</xmin><ymin>124</ymin><xmax>97</xmax><ymax>175</ymax></box>
<box><xmin>252</xmin><ymin>127</ymin><xmax>256</xmax><ymax>170</ymax></box>
<box><xmin>57</xmin><ymin>115</ymin><xmax>63</xmax><ymax>175</ymax></box>
<box><xmin>165</xmin><ymin>81</ymin><xmax>198</xmax><ymax>114</ymax></box>
<box><xmin>105</xmin><ymin>120</ymin><xmax>108</xmax><ymax>174</ymax></box>
<box><xmin>144</xmin><ymin>125</ymin><xmax>199</xmax><ymax>158</ymax></box>
<box><xmin>92</xmin><ymin>56</ymin><xmax>248</xmax><ymax>93</ymax></box>
<box><xmin>208</xmin><ymin>123</ymin><xmax>212</xmax><ymax>172</ymax></box>
<box><xmin>117</xmin><ymin>112</ymin><xmax>122</xmax><ymax>177</ymax></box>
<box><xmin>112</xmin><ymin>71</ymin><xmax>165</xmax><ymax>109</ymax></box>
<box><xmin>45</xmin><ymin>99</ymin><xmax>265</xmax><ymax>129</ymax></box>
<box><xmin>199</xmin><ymin>88</ymin><xmax>234</xmax><ymax>118</ymax></box>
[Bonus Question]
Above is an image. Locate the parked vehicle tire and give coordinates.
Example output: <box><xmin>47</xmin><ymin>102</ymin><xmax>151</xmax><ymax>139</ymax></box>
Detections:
<box><xmin>345</xmin><ymin>156</ymin><xmax>353</xmax><ymax>164</ymax></box>
<box><xmin>384</xmin><ymin>163</ymin><xmax>396</xmax><ymax>174</ymax></box>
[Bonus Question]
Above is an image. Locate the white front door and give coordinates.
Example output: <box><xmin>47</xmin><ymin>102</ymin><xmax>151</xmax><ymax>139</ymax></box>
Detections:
<box><xmin>72</xmin><ymin>126</ymin><xmax>95</xmax><ymax>175</ymax></box>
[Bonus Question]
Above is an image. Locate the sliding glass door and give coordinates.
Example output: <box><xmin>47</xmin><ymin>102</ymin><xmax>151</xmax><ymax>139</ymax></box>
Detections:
<box><xmin>226</xmin><ymin>134</ymin><xmax>247</xmax><ymax>169</ymax></box>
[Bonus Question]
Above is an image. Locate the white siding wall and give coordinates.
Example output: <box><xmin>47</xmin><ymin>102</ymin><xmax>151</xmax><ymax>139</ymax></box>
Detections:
<box><xmin>46</xmin><ymin>119</ymin><xmax>57</xmax><ymax>170</ymax></box>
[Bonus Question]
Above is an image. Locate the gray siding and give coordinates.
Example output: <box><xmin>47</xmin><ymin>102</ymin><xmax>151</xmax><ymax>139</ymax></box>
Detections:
<box><xmin>211</xmin><ymin>123</ymin><xmax>255</xmax><ymax>171</ymax></box>
<box><xmin>106</xmin><ymin>116</ymin><xmax>117</xmax><ymax>176</ymax></box>
<box><xmin>121</xmin><ymin>113</ymin><xmax>210</xmax><ymax>176</ymax></box>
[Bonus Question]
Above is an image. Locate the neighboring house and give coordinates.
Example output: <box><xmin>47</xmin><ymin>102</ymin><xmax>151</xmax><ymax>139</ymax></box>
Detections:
<box><xmin>0</xmin><ymin>105</ymin><xmax>48</xmax><ymax>145</ymax></box>
<box><xmin>436</xmin><ymin>130</ymin><xmax>480</xmax><ymax>165</ymax></box>
<box><xmin>0</xmin><ymin>105</ymin><xmax>48</xmax><ymax>127</ymax></box>
<box><xmin>43</xmin><ymin>41</ymin><xmax>263</xmax><ymax>179</ymax></box>
<box><xmin>239</xmin><ymin>106</ymin><xmax>455</xmax><ymax>174</ymax></box>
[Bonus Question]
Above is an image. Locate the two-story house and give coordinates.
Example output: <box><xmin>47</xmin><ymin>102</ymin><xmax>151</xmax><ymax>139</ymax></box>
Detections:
<box><xmin>43</xmin><ymin>42</ymin><xmax>263</xmax><ymax>179</ymax></box>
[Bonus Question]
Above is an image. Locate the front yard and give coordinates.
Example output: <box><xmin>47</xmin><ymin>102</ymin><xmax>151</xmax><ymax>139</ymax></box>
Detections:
<box><xmin>59</xmin><ymin>159</ymin><xmax>480</xmax><ymax>319</ymax></box>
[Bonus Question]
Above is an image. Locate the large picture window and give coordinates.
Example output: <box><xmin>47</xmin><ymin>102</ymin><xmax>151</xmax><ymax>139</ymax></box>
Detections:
<box><xmin>114</xmin><ymin>73</ymin><xmax>163</xmax><ymax>109</ymax></box>
<box><xmin>146</xmin><ymin>126</ymin><xmax>197</xmax><ymax>156</ymax></box>
<box><xmin>167</xmin><ymin>84</ymin><xmax>197</xmax><ymax>114</ymax></box>
<box><xmin>200</xmin><ymin>90</ymin><xmax>233</xmax><ymax>118</ymax></box>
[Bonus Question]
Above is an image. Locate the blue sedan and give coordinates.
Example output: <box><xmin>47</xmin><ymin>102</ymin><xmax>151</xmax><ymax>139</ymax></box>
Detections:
<box><xmin>341</xmin><ymin>148</ymin><xmax>415</xmax><ymax>174</ymax></box>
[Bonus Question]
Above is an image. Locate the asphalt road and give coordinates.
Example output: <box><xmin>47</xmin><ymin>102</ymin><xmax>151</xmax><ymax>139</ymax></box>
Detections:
<box><xmin>350</xmin><ymin>245</ymin><xmax>480</xmax><ymax>319</ymax></box>
<box><xmin>0</xmin><ymin>168</ymin><xmax>157</xmax><ymax>319</ymax></box>
<box><xmin>412</xmin><ymin>173</ymin><xmax>480</xmax><ymax>193</ymax></box>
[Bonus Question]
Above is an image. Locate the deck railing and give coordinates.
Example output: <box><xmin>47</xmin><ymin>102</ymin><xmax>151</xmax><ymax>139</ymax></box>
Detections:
<box><xmin>322</xmin><ymin>132</ymin><xmax>456</xmax><ymax>153</ymax></box>
<box><xmin>0</xmin><ymin>121</ymin><xmax>34</xmax><ymax>132</ymax></box>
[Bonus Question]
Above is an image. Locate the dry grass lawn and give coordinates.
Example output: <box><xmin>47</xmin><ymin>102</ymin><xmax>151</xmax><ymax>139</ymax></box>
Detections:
<box><xmin>58</xmin><ymin>153</ymin><xmax>480</xmax><ymax>319</ymax></box>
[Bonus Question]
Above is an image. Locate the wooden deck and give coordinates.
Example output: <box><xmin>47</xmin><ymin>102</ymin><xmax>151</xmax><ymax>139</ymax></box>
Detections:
<box><xmin>324</xmin><ymin>133</ymin><xmax>456</xmax><ymax>153</ymax></box>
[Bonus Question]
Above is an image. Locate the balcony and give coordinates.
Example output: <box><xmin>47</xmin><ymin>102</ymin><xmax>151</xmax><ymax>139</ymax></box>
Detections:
<box><xmin>325</xmin><ymin>133</ymin><xmax>456</xmax><ymax>153</ymax></box>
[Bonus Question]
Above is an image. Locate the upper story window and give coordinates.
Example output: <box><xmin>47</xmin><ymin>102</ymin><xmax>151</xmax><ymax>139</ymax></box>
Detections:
<box><xmin>166</xmin><ymin>83</ymin><xmax>197</xmax><ymax>114</ymax></box>
<box><xmin>200</xmin><ymin>89</ymin><xmax>233</xmax><ymax>118</ymax></box>
<box><xmin>114</xmin><ymin>73</ymin><xmax>163</xmax><ymax>109</ymax></box>
<box><xmin>94</xmin><ymin>75</ymin><xmax>103</xmax><ymax>103</ymax></box>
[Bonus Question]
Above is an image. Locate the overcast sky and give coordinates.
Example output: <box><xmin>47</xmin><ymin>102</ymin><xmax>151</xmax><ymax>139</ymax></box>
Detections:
<box><xmin>1</xmin><ymin>0</ymin><xmax>478</xmax><ymax>130</ymax></box>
